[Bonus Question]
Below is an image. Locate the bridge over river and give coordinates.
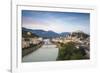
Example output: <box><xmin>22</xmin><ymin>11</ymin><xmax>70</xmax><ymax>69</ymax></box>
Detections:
<box><xmin>22</xmin><ymin>39</ymin><xmax>59</xmax><ymax>62</ymax></box>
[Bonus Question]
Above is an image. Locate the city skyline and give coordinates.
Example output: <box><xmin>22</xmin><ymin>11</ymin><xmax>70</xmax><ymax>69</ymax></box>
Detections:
<box><xmin>22</xmin><ymin>10</ymin><xmax>90</xmax><ymax>34</ymax></box>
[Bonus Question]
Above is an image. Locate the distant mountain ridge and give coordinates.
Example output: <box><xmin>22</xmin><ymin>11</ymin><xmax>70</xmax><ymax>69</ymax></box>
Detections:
<box><xmin>60</xmin><ymin>32</ymin><xmax>70</xmax><ymax>37</ymax></box>
<box><xmin>22</xmin><ymin>27</ymin><xmax>70</xmax><ymax>38</ymax></box>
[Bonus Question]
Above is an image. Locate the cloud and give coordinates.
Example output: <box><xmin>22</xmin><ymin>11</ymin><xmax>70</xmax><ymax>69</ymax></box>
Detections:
<box><xmin>22</xmin><ymin>11</ymin><xmax>90</xmax><ymax>34</ymax></box>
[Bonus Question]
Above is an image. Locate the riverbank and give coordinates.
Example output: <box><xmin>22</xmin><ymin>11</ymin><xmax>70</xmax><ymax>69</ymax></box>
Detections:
<box><xmin>56</xmin><ymin>42</ymin><xmax>88</xmax><ymax>60</ymax></box>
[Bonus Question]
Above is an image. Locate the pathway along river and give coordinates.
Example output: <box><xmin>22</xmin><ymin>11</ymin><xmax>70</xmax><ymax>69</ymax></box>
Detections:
<box><xmin>22</xmin><ymin>39</ymin><xmax>59</xmax><ymax>62</ymax></box>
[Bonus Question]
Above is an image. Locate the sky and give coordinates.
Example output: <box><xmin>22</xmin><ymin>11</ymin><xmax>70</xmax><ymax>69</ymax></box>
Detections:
<box><xmin>22</xmin><ymin>10</ymin><xmax>90</xmax><ymax>34</ymax></box>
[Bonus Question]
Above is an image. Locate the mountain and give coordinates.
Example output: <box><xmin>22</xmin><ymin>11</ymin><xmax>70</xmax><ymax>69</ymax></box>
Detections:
<box><xmin>43</xmin><ymin>30</ymin><xmax>60</xmax><ymax>38</ymax></box>
<box><xmin>22</xmin><ymin>27</ymin><xmax>70</xmax><ymax>38</ymax></box>
<box><xmin>60</xmin><ymin>32</ymin><xmax>70</xmax><ymax>37</ymax></box>
<box><xmin>22</xmin><ymin>27</ymin><xmax>60</xmax><ymax>38</ymax></box>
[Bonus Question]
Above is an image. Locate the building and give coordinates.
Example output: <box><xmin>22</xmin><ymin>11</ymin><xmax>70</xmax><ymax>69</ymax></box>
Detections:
<box><xmin>22</xmin><ymin>37</ymin><xmax>43</xmax><ymax>49</ymax></box>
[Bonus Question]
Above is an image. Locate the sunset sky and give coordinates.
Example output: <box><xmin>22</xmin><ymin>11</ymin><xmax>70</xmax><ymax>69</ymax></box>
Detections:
<box><xmin>22</xmin><ymin>10</ymin><xmax>90</xmax><ymax>34</ymax></box>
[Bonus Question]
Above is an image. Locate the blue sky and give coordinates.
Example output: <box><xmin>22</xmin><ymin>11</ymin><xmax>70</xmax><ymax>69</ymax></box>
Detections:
<box><xmin>22</xmin><ymin>10</ymin><xmax>90</xmax><ymax>34</ymax></box>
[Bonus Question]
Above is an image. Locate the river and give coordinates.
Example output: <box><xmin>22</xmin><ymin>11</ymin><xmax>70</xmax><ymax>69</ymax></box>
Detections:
<box><xmin>22</xmin><ymin>39</ymin><xmax>59</xmax><ymax>62</ymax></box>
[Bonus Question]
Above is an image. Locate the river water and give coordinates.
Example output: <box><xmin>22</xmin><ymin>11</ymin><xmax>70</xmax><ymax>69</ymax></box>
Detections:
<box><xmin>22</xmin><ymin>40</ymin><xmax>59</xmax><ymax>62</ymax></box>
